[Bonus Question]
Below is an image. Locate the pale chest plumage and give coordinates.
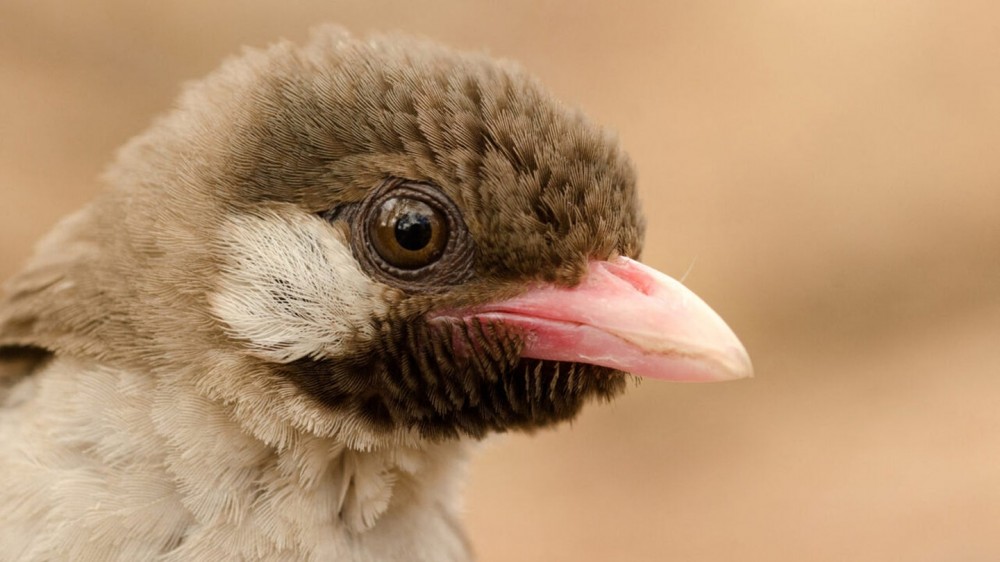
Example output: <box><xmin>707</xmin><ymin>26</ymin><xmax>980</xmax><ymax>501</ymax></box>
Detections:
<box><xmin>0</xmin><ymin>358</ymin><xmax>471</xmax><ymax>561</ymax></box>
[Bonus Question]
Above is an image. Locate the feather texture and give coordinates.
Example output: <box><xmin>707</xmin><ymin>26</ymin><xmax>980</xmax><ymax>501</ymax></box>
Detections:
<box><xmin>0</xmin><ymin>24</ymin><xmax>652</xmax><ymax>560</ymax></box>
<box><xmin>0</xmin><ymin>358</ymin><xmax>470</xmax><ymax>561</ymax></box>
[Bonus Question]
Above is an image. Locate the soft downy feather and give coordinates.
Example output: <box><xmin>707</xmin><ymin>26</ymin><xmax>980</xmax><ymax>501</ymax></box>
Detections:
<box><xmin>0</xmin><ymin>355</ymin><xmax>472</xmax><ymax>561</ymax></box>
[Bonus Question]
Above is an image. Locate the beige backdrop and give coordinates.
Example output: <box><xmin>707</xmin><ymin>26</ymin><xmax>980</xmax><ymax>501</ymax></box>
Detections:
<box><xmin>2</xmin><ymin>2</ymin><xmax>999</xmax><ymax>560</ymax></box>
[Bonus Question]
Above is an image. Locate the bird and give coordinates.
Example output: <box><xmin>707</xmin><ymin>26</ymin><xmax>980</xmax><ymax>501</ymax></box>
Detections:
<box><xmin>0</xmin><ymin>26</ymin><xmax>752</xmax><ymax>561</ymax></box>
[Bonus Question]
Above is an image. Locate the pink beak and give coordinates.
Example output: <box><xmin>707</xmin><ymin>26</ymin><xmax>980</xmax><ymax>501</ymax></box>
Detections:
<box><xmin>437</xmin><ymin>257</ymin><xmax>752</xmax><ymax>382</ymax></box>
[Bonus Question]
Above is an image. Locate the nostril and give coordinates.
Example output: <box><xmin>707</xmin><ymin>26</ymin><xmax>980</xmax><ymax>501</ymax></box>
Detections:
<box><xmin>596</xmin><ymin>257</ymin><xmax>656</xmax><ymax>296</ymax></box>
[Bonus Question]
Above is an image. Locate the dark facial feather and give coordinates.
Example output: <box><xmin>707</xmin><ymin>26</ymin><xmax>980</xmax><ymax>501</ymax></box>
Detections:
<box><xmin>275</xmin><ymin>315</ymin><xmax>628</xmax><ymax>439</ymax></box>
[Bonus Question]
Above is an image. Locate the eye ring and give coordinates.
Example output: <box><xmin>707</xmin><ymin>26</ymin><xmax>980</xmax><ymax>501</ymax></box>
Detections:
<box><xmin>369</xmin><ymin>197</ymin><xmax>449</xmax><ymax>270</ymax></box>
<box><xmin>349</xmin><ymin>178</ymin><xmax>475</xmax><ymax>291</ymax></box>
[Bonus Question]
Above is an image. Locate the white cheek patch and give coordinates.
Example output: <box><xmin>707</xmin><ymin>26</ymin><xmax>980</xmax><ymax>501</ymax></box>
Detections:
<box><xmin>211</xmin><ymin>209</ymin><xmax>386</xmax><ymax>363</ymax></box>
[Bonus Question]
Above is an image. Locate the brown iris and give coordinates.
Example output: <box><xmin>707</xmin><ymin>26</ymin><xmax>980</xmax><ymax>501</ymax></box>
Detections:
<box><xmin>343</xmin><ymin>178</ymin><xmax>474</xmax><ymax>291</ymax></box>
<box><xmin>369</xmin><ymin>197</ymin><xmax>449</xmax><ymax>269</ymax></box>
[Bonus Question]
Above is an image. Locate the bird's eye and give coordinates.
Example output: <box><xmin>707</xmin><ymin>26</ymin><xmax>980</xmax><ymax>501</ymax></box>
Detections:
<box><xmin>340</xmin><ymin>178</ymin><xmax>475</xmax><ymax>292</ymax></box>
<box><xmin>370</xmin><ymin>197</ymin><xmax>449</xmax><ymax>269</ymax></box>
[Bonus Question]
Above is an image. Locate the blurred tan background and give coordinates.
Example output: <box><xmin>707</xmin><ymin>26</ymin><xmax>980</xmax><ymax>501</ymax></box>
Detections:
<box><xmin>2</xmin><ymin>1</ymin><xmax>999</xmax><ymax>560</ymax></box>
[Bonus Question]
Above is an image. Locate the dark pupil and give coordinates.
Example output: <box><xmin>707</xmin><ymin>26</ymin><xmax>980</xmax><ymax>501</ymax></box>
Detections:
<box><xmin>394</xmin><ymin>212</ymin><xmax>433</xmax><ymax>251</ymax></box>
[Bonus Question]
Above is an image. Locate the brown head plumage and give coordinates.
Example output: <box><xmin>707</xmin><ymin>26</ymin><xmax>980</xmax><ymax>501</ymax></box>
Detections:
<box><xmin>0</xmin><ymin>26</ymin><xmax>754</xmax><ymax>560</ymax></box>
<box><xmin>0</xmin><ymin>26</ymin><xmax>746</xmax><ymax>452</ymax></box>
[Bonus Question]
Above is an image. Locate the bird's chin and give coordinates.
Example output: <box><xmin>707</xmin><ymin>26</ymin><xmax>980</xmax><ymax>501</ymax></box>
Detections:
<box><xmin>273</xmin><ymin>345</ymin><xmax>630</xmax><ymax>441</ymax></box>
<box><xmin>492</xmin><ymin>359</ymin><xmax>631</xmax><ymax>433</ymax></box>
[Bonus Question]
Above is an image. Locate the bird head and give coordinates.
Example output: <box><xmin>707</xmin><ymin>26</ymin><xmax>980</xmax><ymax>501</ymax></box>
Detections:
<box><xmin>0</xmin><ymin>27</ymin><xmax>751</xmax><ymax>448</ymax></box>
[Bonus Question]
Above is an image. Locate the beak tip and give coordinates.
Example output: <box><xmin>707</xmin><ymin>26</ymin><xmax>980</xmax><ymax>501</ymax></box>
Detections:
<box><xmin>712</xmin><ymin>338</ymin><xmax>754</xmax><ymax>381</ymax></box>
<box><xmin>681</xmin><ymin>341</ymin><xmax>753</xmax><ymax>382</ymax></box>
<box><xmin>729</xmin><ymin>347</ymin><xmax>755</xmax><ymax>380</ymax></box>
<box><xmin>694</xmin><ymin>347</ymin><xmax>754</xmax><ymax>382</ymax></box>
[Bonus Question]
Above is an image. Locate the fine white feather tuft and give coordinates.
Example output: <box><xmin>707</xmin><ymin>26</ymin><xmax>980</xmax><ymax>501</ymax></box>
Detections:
<box><xmin>210</xmin><ymin>207</ymin><xmax>386</xmax><ymax>363</ymax></box>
